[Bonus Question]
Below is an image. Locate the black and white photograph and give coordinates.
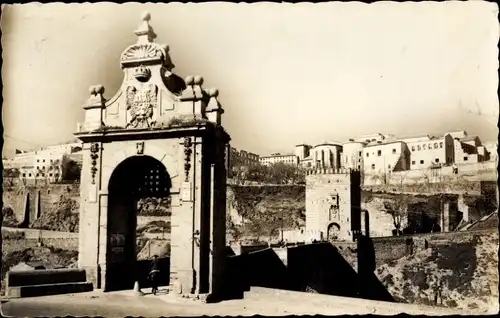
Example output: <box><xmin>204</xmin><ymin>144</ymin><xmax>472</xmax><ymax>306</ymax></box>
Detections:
<box><xmin>0</xmin><ymin>1</ymin><xmax>498</xmax><ymax>316</ymax></box>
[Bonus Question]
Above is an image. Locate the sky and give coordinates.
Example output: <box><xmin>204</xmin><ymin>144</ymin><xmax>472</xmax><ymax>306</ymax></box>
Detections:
<box><xmin>1</xmin><ymin>2</ymin><xmax>499</xmax><ymax>157</ymax></box>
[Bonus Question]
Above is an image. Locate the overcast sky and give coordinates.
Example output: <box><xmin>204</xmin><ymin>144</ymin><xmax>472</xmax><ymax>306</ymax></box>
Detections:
<box><xmin>2</xmin><ymin>2</ymin><xmax>498</xmax><ymax>157</ymax></box>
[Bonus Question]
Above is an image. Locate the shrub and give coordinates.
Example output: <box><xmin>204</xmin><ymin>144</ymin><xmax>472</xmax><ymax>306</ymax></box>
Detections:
<box><xmin>1</xmin><ymin>231</ymin><xmax>25</xmax><ymax>240</ymax></box>
<box><xmin>2</xmin><ymin>206</ymin><xmax>18</xmax><ymax>227</ymax></box>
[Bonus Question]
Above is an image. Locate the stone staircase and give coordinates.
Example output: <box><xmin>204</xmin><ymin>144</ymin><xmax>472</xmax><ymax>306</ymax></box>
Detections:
<box><xmin>5</xmin><ymin>268</ymin><xmax>93</xmax><ymax>298</ymax></box>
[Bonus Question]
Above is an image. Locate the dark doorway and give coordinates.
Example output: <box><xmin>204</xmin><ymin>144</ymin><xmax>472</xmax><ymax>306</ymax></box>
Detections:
<box><xmin>106</xmin><ymin>155</ymin><xmax>172</xmax><ymax>291</ymax></box>
<box><xmin>327</xmin><ymin>223</ymin><xmax>341</xmax><ymax>242</ymax></box>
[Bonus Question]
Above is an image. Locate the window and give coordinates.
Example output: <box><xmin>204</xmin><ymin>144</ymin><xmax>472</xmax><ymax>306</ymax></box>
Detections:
<box><xmin>366</xmin><ymin>153</ymin><xmax>369</xmax><ymax>158</ymax></box>
<box><xmin>43</xmin><ymin>159</ymin><xmax>45</xmax><ymax>163</ymax></box>
<box><xmin>392</xmin><ymin>148</ymin><xmax>396</xmax><ymax>154</ymax></box>
<box><xmin>411</xmin><ymin>146</ymin><xmax>415</xmax><ymax>151</ymax></box>
<box><xmin>50</xmin><ymin>159</ymin><xmax>53</xmax><ymax>163</ymax></box>
<box><xmin>28</xmin><ymin>173</ymin><xmax>32</xmax><ymax>177</ymax></box>
<box><xmin>41</xmin><ymin>173</ymin><xmax>45</xmax><ymax>177</ymax></box>
<box><xmin>377</xmin><ymin>150</ymin><xmax>382</xmax><ymax>156</ymax></box>
<box><xmin>417</xmin><ymin>145</ymin><xmax>421</xmax><ymax>151</ymax></box>
<box><xmin>439</xmin><ymin>142</ymin><xmax>443</xmax><ymax>148</ymax></box>
<box><xmin>36</xmin><ymin>166</ymin><xmax>39</xmax><ymax>170</ymax></box>
<box><xmin>412</xmin><ymin>161</ymin><xmax>416</xmax><ymax>165</ymax></box>
<box><xmin>464</xmin><ymin>156</ymin><xmax>468</xmax><ymax>161</ymax></box>
<box><xmin>435</xmin><ymin>158</ymin><xmax>439</xmax><ymax>163</ymax></box>
<box><xmin>371</xmin><ymin>164</ymin><xmax>375</xmax><ymax>169</ymax></box>
<box><xmin>37</xmin><ymin>159</ymin><xmax>40</xmax><ymax>163</ymax></box>
<box><xmin>388</xmin><ymin>164</ymin><xmax>391</xmax><ymax>169</ymax></box>
<box><xmin>359</xmin><ymin>151</ymin><xmax>362</xmax><ymax>156</ymax></box>
<box><xmin>23</xmin><ymin>173</ymin><xmax>26</xmax><ymax>177</ymax></box>
<box><xmin>420</xmin><ymin>160</ymin><xmax>424</xmax><ymax>164</ymax></box>
<box><xmin>358</xmin><ymin>165</ymin><xmax>361</xmax><ymax>170</ymax></box>
<box><xmin>49</xmin><ymin>173</ymin><xmax>53</xmax><ymax>177</ymax></box>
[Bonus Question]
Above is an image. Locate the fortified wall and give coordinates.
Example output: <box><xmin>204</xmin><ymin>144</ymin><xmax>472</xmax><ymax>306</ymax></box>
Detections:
<box><xmin>2</xmin><ymin>183</ymin><xmax>80</xmax><ymax>227</ymax></box>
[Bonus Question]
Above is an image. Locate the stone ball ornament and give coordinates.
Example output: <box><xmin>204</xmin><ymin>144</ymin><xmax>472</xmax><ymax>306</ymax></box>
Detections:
<box><xmin>89</xmin><ymin>85</ymin><xmax>105</xmax><ymax>95</ymax></box>
<box><xmin>95</xmin><ymin>85</ymin><xmax>105</xmax><ymax>95</ymax></box>
<box><xmin>193</xmin><ymin>75</ymin><xmax>204</xmax><ymax>86</ymax></box>
<box><xmin>209</xmin><ymin>88</ymin><xmax>219</xmax><ymax>97</ymax></box>
<box><xmin>185</xmin><ymin>76</ymin><xmax>194</xmax><ymax>86</ymax></box>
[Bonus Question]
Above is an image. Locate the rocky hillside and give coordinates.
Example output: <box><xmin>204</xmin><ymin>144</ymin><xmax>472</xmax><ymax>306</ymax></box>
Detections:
<box><xmin>228</xmin><ymin>185</ymin><xmax>305</xmax><ymax>242</ymax></box>
<box><xmin>30</xmin><ymin>196</ymin><xmax>79</xmax><ymax>232</ymax></box>
<box><xmin>375</xmin><ymin>231</ymin><xmax>499</xmax><ymax>313</ymax></box>
<box><xmin>1</xmin><ymin>235</ymin><xmax>78</xmax><ymax>296</ymax></box>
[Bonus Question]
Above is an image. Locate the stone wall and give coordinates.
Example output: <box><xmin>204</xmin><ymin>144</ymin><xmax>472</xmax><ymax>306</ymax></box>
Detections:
<box><xmin>2</xmin><ymin>183</ymin><xmax>80</xmax><ymax>225</ymax></box>
<box><xmin>363</xmin><ymin>161</ymin><xmax>496</xmax><ymax>188</ymax></box>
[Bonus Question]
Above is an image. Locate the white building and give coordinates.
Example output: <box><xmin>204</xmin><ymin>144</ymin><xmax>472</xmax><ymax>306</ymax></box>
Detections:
<box><xmin>17</xmin><ymin>142</ymin><xmax>83</xmax><ymax>183</ymax></box>
<box><xmin>294</xmin><ymin>144</ymin><xmax>312</xmax><ymax>164</ymax></box>
<box><xmin>259</xmin><ymin>153</ymin><xmax>299</xmax><ymax>166</ymax></box>
<box><xmin>299</xmin><ymin>142</ymin><xmax>343</xmax><ymax>169</ymax></box>
<box><xmin>341</xmin><ymin>140</ymin><xmax>365</xmax><ymax>170</ymax></box>
<box><xmin>402</xmin><ymin>134</ymin><xmax>454</xmax><ymax>169</ymax></box>
<box><xmin>363</xmin><ymin>140</ymin><xmax>411</xmax><ymax>177</ymax></box>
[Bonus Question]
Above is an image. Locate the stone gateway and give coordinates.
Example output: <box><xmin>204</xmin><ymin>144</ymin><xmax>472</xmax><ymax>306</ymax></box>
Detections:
<box><xmin>75</xmin><ymin>12</ymin><xmax>229</xmax><ymax>300</ymax></box>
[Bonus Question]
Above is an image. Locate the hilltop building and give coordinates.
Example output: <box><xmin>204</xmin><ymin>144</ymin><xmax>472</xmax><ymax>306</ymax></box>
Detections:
<box><xmin>5</xmin><ymin>142</ymin><xmax>83</xmax><ymax>183</ymax></box>
<box><xmin>284</xmin><ymin>130</ymin><xmax>492</xmax><ymax>177</ymax></box>
<box><xmin>296</xmin><ymin>142</ymin><xmax>343</xmax><ymax>169</ymax></box>
<box><xmin>363</xmin><ymin>140</ymin><xmax>411</xmax><ymax>175</ymax></box>
<box><xmin>259</xmin><ymin>153</ymin><xmax>299</xmax><ymax>166</ymax></box>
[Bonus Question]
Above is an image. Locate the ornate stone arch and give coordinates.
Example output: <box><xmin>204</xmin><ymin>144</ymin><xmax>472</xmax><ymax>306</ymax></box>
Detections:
<box><xmin>101</xmin><ymin>143</ymin><xmax>180</xmax><ymax>193</ymax></box>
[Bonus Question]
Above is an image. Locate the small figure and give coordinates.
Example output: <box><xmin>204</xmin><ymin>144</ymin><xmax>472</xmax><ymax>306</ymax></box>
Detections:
<box><xmin>406</xmin><ymin>237</ymin><xmax>414</xmax><ymax>255</ymax></box>
<box><xmin>433</xmin><ymin>278</ymin><xmax>443</xmax><ymax>305</ymax></box>
<box><xmin>149</xmin><ymin>255</ymin><xmax>160</xmax><ymax>295</ymax></box>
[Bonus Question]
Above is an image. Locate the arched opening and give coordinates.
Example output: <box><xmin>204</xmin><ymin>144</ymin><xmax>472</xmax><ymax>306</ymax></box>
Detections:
<box><xmin>327</xmin><ymin>223</ymin><xmax>341</xmax><ymax>242</ymax></box>
<box><xmin>106</xmin><ymin>155</ymin><xmax>172</xmax><ymax>291</ymax></box>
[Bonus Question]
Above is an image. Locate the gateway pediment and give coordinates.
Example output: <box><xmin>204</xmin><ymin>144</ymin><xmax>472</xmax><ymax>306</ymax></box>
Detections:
<box><xmin>77</xmin><ymin>12</ymin><xmax>224</xmax><ymax>134</ymax></box>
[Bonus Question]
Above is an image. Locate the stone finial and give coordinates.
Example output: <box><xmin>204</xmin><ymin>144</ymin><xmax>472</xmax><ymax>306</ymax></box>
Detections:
<box><xmin>193</xmin><ymin>75</ymin><xmax>204</xmax><ymax>86</ymax></box>
<box><xmin>208</xmin><ymin>88</ymin><xmax>219</xmax><ymax>98</ymax></box>
<box><xmin>206</xmin><ymin>88</ymin><xmax>221</xmax><ymax>111</ymax></box>
<box><xmin>192</xmin><ymin>76</ymin><xmax>204</xmax><ymax>98</ymax></box>
<box><xmin>206</xmin><ymin>87</ymin><xmax>224</xmax><ymax>125</ymax></box>
<box><xmin>90</xmin><ymin>84</ymin><xmax>105</xmax><ymax>95</ymax></box>
<box><xmin>134</xmin><ymin>11</ymin><xmax>157</xmax><ymax>44</ymax></box>
<box><xmin>84</xmin><ymin>85</ymin><xmax>106</xmax><ymax>109</ymax></box>
<box><xmin>185</xmin><ymin>76</ymin><xmax>194</xmax><ymax>86</ymax></box>
<box><xmin>180</xmin><ymin>76</ymin><xmax>195</xmax><ymax>101</ymax></box>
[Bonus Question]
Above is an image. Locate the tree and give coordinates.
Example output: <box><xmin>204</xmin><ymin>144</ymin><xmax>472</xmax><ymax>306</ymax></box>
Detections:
<box><xmin>61</xmin><ymin>155</ymin><xmax>81</xmax><ymax>182</ymax></box>
<box><xmin>3</xmin><ymin>168</ymin><xmax>19</xmax><ymax>188</ymax></box>
<box><xmin>266</xmin><ymin>163</ymin><xmax>305</xmax><ymax>185</ymax></box>
<box><xmin>383</xmin><ymin>197</ymin><xmax>409</xmax><ymax>236</ymax></box>
<box><xmin>369</xmin><ymin>171</ymin><xmax>388</xmax><ymax>186</ymax></box>
<box><xmin>383</xmin><ymin>171</ymin><xmax>410</xmax><ymax>235</ymax></box>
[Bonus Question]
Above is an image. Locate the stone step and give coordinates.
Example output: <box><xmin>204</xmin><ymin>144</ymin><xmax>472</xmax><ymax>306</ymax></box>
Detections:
<box><xmin>7</xmin><ymin>281</ymin><xmax>93</xmax><ymax>299</ymax></box>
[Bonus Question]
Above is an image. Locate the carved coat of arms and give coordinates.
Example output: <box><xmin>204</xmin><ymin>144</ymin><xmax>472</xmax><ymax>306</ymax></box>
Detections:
<box><xmin>126</xmin><ymin>84</ymin><xmax>158</xmax><ymax>128</ymax></box>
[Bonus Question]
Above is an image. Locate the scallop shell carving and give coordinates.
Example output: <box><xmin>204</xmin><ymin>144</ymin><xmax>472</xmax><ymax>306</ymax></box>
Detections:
<box><xmin>121</xmin><ymin>44</ymin><xmax>164</xmax><ymax>61</ymax></box>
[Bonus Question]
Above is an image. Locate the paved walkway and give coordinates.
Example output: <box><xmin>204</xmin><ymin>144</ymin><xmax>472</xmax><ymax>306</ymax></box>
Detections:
<box><xmin>1</xmin><ymin>287</ymin><xmax>484</xmax><ymax>317</ymax></box>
